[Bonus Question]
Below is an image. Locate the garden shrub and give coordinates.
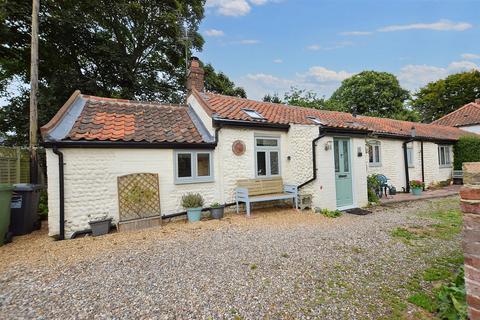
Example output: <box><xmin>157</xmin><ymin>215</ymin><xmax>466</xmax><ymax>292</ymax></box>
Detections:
<box><xmin>436</xmin><ymin>267</ymin><xmax>467</xmax><ymax>320</ymax></box>
<box><xmin>367</xmin><ymin>174</ymin><xmax>380</xmax><ymax>203</ymax></box>
<box><xmin>317</xmin><ymin>208</ymin><xmax>343</xmax><ymax>218</ymax></box>
<box><xmin>454</xmin><ymin>136</ymin><xmax>480</xmax><ymax>170</ymax></box>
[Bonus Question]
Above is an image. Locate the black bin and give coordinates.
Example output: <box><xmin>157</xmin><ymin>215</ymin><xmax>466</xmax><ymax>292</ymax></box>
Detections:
<box><xmin>10</xmin><ymin>184</ymin><xmax>43</xmax><ymax>236</ymax></box>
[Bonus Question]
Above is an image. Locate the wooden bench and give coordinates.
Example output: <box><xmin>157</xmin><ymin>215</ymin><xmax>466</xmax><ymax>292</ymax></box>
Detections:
<box><xmin>235</xmin><ymin>178</ymin><xmax>298</xmax><ymax>216</ymax></box>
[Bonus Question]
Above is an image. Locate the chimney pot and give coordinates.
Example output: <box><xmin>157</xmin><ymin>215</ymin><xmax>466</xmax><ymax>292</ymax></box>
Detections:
<box><xmin>187</xmin><ymin>56</ymin><xmax>205</xmax><ymax>93</ymax></box>
<box><xmin>475</xmin><ymin>98</ymin><xmax>480</xmax><ymax>104</ymax></box>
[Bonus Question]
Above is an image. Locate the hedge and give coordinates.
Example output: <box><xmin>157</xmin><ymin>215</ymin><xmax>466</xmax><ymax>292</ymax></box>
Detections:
<box><xmin>453</xmin><ymin>136</ymin><xmax>480</xmax><ymax>170</ymax></box>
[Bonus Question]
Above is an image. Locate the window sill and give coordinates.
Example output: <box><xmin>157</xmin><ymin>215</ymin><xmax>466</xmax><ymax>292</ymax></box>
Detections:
<box><xmin>255</xmin><ymin>175</ymin><xmax>282</xmax><ymax>179</ymax></box>
<box><xmin>368</xmin><ymin>163</ymin><xmax>382</xmax><ymax>167</ymax></box>
<box><xmin>174</xmin><ymin>178</ymin><xmax>215</xmax><ymax>185</ymax></box>
<box><xmin>439</xmin><ymin>165</ymin><xmax>452</xmax><ymax>169</ymax></box>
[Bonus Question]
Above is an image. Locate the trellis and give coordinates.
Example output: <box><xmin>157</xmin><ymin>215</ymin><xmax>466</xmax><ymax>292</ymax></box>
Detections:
<box><xmin>117</xmin><ymin>173</ymin><xmax>160</xmax><ymax>222</ymax></box>
<box><xmin>0</xmin><ymin>147</ymin><xmax>30</xmax><ymax>184</ymax></box>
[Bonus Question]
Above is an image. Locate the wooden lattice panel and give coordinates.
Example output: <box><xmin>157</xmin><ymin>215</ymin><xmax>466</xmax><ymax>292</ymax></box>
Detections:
<box><xmin>117</xmin><ymin>173</ymin><xmax>160</xmax><ymax>222</ymax></box>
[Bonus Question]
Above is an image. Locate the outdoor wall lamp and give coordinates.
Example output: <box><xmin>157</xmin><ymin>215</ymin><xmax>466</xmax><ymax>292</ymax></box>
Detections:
<box><xmin>357</xmin><ymin>147</ymin><xmax>363</xmax><ymax>157</ymax></box>
<box><xmin>324</xmin><ymin>141</ymin><xmax>332</xmax><ymax>151</ymax></box>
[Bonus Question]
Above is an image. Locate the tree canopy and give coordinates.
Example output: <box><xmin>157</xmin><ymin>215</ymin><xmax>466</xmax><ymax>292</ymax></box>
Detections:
<box><xmin>412</xmin><ymin>70</ymin><xmax>480</xmax><ymax>122</ymax></box>
<box><xmin>0</xmin><ymin>0</ymin><xmax>245</xmax><ymax>145</ymax></box>
<box><xmin>329</xmin><ymin>71</ymin><xmax>418</xmax><ymax>120</ymax></box>
<box><xmin>262</xmin><ymin>87</ymin><xmax>326</xmax><ymax>109</ymax></box>
<box><xmin>204</xmin><ymin>63</ymin><xmax>246</xmax><ymax>98</ymax></box>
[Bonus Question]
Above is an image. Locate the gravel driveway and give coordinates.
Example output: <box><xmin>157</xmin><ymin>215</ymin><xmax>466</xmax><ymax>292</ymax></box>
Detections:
<box><xmin>0</xmin><ymin>197</ymin><xmax>461</xmax><ymax>319</ymax></box>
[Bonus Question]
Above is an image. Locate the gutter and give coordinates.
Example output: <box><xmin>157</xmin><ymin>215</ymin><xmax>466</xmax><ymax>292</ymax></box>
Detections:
<box><xmin>42</xmin><ymin>140</ymin><xmax>217</xmax><ymax>149</ymax></box>
<box><xmin>212</xmin><ymin>118</ymin><xmax>290</xmax><ymax>131</ymax></box>
<box><xmin>421</xmin><ymin>141</ymin><xmax>425</xmax><ymax>191</ymax></box>
<box><xmin>403</xmin><ymin>139</ymin><xmax>415</xmax><ymax>193</ymax></box>
<box><xmin>298</xmin><ymin>127</ymin><xmax>327</xmax><ymax>189</ymax></box>
<box><xmin>52</xmin><ymin>146</ymin><xmax>65</xmax><ymax>240</ymax></box>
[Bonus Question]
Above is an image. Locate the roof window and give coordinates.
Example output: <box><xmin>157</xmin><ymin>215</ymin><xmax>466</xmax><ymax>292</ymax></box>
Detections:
<box><xmin>242</xmin><ymin>109</ymin><xmax>264</xmax><ymax>120</ymax></box>
<box><xmin>307</xmin><ymin>116</ymin><xmax>324</xmax><ymax>125</ymax></box>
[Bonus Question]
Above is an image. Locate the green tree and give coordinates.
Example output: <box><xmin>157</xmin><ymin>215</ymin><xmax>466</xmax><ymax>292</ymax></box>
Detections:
<box><xmin>329</xmin><ymin>71</ymin><xmax>412</xmax><ymax>119</ymax></box>
<box><xmin>283</xmin><ymin>87</ymin><xmax>326</xmax><ymax>109</ymax></box>
<box><xmin>203</xmin><ymin>63</ymin><xmax>246</xmax><ymax>98</ymax></box>
<box><xmin>0</xmin><ymin>0</ymin><xmax>206</xmax><ymax>145</ymax></box>
<box><xmin>262</xmin><ymin>93</ymin><xmax>282</xmax><ymax>103</ymax></box>
<box><xmin>412</xmin><ymin>70</ymin><xmax>480</xmax><ymax>122</ymax></box>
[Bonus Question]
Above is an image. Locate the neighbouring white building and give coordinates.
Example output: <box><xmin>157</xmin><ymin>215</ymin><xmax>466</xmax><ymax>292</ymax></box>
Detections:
<box><xmin>41</xmin><ymin>58</ymin><xmax>475</xmax><ymax>239</ymax></box>
<box><xmin>433</xmin><ymin>99</ymin><xmax>480</xmax><ymax>134</ymax></box>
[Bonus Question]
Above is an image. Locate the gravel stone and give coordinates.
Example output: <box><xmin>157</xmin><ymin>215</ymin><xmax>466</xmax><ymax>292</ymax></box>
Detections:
<box><xmin>0</xmin><ymin>197</ymin><xmax>461</xmax><ymax>319</ymax></box>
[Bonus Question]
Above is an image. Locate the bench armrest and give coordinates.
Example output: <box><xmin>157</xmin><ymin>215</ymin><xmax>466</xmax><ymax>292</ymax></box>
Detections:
<box><xmin>236</xmin><ymin>187</ymin><xmax>249</xmax><ymax>201</ymax></box>
<box><xmin>283</xmin><ymin>184</ymin><xmax>298</xmax><ymax>195</ymax></box>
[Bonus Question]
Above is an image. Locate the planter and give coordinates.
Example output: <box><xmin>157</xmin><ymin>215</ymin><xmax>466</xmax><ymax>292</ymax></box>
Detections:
<box><xmin>411</xmin><ymin>188</ymin><xmax>422</xmax><ymax>196</ymax></box>
<box><xmin>187</xmin><ymin>207</ymin><xmax>202</xmax><ymax>222</ymax></box>
<box><xmin>89</xmin><ymin>218</ymin><xmax>112</xmax><ymax>236</ymax></box>
<box><xmin>210</xmin><ymin>206</ymin><xmax>225</xmax><ymax>219</ymax></box>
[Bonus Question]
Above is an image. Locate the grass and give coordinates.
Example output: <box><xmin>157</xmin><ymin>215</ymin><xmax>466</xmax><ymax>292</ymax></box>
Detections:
<box><xmin>387</xmin><ymin>199</ymin><xmax>466</xmax><ymax>319</ymax></box>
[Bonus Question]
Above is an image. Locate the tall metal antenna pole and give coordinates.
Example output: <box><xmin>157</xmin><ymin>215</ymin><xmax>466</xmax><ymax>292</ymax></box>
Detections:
<box><xmin>184</xmin><ymin>24</ymin><xmax>189</xmax><ymax>77</ymax></box>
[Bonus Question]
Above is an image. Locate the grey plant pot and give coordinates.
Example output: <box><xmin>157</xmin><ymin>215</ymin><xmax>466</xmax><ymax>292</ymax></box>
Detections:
<box><xmin>210</xmin><ymin>206</ymin><xmax>225</xmax><ymax>219</ymax></box>
<box><xmin>89</xmin><ymin>218</ymin><xmax>112</xmax><ymax>237</ymax></box>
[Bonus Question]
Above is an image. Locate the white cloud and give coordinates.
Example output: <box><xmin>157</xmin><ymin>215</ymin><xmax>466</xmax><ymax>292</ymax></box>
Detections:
<box><xmin>340</xmin><ymin>31</ymin><xmax>372</xmax><ymax>36</ymax></box>
<box><xmin>306</xmin><ymin>41</ymin><xmax>353</xmax><ymax>51</ymax></box>
<box><xmin>273</xmin><ymin>59</ymin><xmax>283</xmax><ymax>64</ymax></box>
<box><xmin>378</xmin><ymin>19</ymin><xmax>472</xmax><ymax>32</ymax></box>
<box><xmin>236</xmin><ymin>66</ymin><xmax>355</xmax><ymax>100</ymax></box>
<box><xmin>462</xmin><ymin>53</ymin><xmax>480</xmax><ymax>60</ymax></box>
<box><xmin>206</xmin><ymin>0</ymin><xmax>251</xmax><ymax>16</ymax></box>
<box><xmin>306</xmin><ymin>44</ymin><xmax>321</xmax><ymax>51</ymax></box>
<box><xmin>299</xmin><ymin>66</ymin><xmax>354</xmax><ymax>83</ymax></box>
<box><xmin>236</xmin><ymin>39</ymin><xmax>260</xmax><ymax>45</ymax></box>
<box><xmin>204</xmin><ymin>29</ymin><xmax>224</xmax><ymax>37</ymax></box>
<box><xmin>249</xmin><ymin>0</ymin><xmax>268</xmax><ymax>4</ymax></box>
<box><xmin>398</xmin><ymin>60</ymin><xmax>480</xmax><ymax>91</ymax></box>
<box><xmin>206</xmin><ymin>0</ymin><xmax>274</xmax><ymax>16</ymax></box>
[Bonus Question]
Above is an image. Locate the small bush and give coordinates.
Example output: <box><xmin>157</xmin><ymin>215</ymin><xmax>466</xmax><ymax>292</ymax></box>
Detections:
<box><xmin>318</xmin><ymin>208</ymin><xmax>342</xmax><ymax>218</ymax></box>
<box><xmin>181</xmin><ymin>193</ymin><xmax>204</xmax><ymax>209</ymax></box>
<box><xmin>436</xmin><ymin>267</ymin><xmax>467</xmax><ymax>320</ymax></box>
<box><xmin>367</xmin><ymin>174</ymin><xmax>380</xmax><ymax>203</ymax></box>
<box><xmin>210</xmin><ymin>202</ymin><xmax>223</xmax><ymax>208</ymax></box>
<box><xmin>454</xmin><ymin>136</ymin><xmax>480</xmax><ymax>170</ymax></box>
<box><xmin>409</xmin><ymin>180</ymin><xmax>424</xmax><ymax>189</ymax></box>
<box><xmin>38</xmin><ymin>190</ymin><xmax>48</xmax><ymax>219</ymax></box>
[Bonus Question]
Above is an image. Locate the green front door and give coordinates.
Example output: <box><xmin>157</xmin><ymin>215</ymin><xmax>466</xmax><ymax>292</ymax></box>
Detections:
<box><xmin>334</xmin><ymin>138</ymin><xmax>353</xmax><ymax>208</ymax></box>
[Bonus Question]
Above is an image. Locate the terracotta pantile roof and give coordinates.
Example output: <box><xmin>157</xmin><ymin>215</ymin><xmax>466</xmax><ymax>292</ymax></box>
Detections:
<box><xmin>42</xmin><ymin>92</ymin><xmax>212</xmax><ymax>144</ymax></box>
<box><xmin>432</xmin><ymin>101</ymin><xmax>480</xmax><ymax>127</ymax></box>
<box><xmin>194</xmin><ymin>90</ymin><xmax>473</xmax><ymax>141</ymax></box>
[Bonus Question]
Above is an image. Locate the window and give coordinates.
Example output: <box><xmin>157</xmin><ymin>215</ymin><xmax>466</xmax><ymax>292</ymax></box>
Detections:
<box><xmin>242</xmin><ymin>109</ymin><xmax>264</xmax><ymax>120</ymax></box>
<box><xmin>438</xmin><ymin>145</ymin><xmax>452</xmax><ymax>167</ymax></box>
<box><xmin>307</xmin><ymin>116</ymin><xmax>324</xmax><ymax>125</ymax></box>
<box><xmin>255</xmin><ymin>136</ymin><xmax>280</xmax><ymax>177</ymax></box>
<box><xmin>368</xmin><ymin>141</ymin><xmax>381</xmax><ymax>166</ymax></box>
<box><xmin>407</xmin><ymin>143</ymin><xmax>414</xmax><ymax>167</ymax></box>
<box><xmin>174</xmin><ymin>151</ymin><xmax>213</xmax><ymax>184</ymax></box>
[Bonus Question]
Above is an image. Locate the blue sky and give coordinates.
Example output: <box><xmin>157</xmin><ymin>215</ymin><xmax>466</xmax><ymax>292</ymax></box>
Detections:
<box><xmin>198</xmin><ymin>0</ymin><xmax>480</xmax><ymax>100</ymax></box>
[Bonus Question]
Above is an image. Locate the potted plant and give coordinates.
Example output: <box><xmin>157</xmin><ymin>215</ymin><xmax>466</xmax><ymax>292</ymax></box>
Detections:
<box><xmin>210</xmin><ymin>202</ymin><xmax>225</xmax><ymax>219</ymax></box>
<box><xmin>410</xmin><ymin>180</ymin><xmax>424</xmax><ymax>196</ymax></box>
<box><xmin>181</xmin><ymin>193</ymin><xmax>204</xmax><ymax>222</ymax></box>
<box><xmin>88</xmin><ymin>214</ymin><xmax>112</xmax><ymax>236</ymax></box>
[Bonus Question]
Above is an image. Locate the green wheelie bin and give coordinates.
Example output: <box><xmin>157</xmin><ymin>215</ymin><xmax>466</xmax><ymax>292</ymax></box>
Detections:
<box><xmin>0</xmin><ymin>184</ymin><xmax>13</xmax><ymax>246</ymax></box>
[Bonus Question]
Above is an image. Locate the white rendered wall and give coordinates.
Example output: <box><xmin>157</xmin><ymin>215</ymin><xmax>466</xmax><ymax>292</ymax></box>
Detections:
<box><xmin>459</xmin><ymin>125</ymin><xmax>480</xmax><ymax>134</ymax></box>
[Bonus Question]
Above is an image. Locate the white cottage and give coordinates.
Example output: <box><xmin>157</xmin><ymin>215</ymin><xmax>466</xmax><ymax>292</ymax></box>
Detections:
<box><xmin>41</xmin><ymin>58</ymin><xmax>473</xmax><ymax>239</ymax></box>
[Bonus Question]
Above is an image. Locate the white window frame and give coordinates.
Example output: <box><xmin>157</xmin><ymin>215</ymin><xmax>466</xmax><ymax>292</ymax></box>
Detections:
<box><xmin>438</xmin><ymin>145</ymin><xmax>452</xmax><ymax>168</ymax></box>
<box><xmin>407</xmin><ymin>143</ymin><xmax>414</xmax><ymax>168</ymax></box>
<box><xmin>368</xmin><ymin>141</ymin><xmax>382</xmax><ymax>167</ymax></box>
<box><xmin>174</xmin><ymin>150</ymin><xmax>214</xmax><ymax>184</ymax></box>
<box><xmin>254</xmin><ymin>136</ymin><xmax>281</xmax><ymax>178</ymax></box>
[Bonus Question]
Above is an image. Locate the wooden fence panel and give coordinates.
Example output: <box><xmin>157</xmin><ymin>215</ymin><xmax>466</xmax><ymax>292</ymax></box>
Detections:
<box><xmin>0</xmin><ymin>147</ymin><xmax>30</xmax><ymax>184</ymax></box>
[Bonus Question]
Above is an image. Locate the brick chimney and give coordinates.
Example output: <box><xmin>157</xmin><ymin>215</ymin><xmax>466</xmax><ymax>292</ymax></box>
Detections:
<box><xmin>460</xmin><ymin>162</ymin><xmax>480</xmax><ymax>320</ymax></box>
<box><xmin>186</xmin><ymin>56</ymin><xmax>204</xmax><ymax>93</ymax></box>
